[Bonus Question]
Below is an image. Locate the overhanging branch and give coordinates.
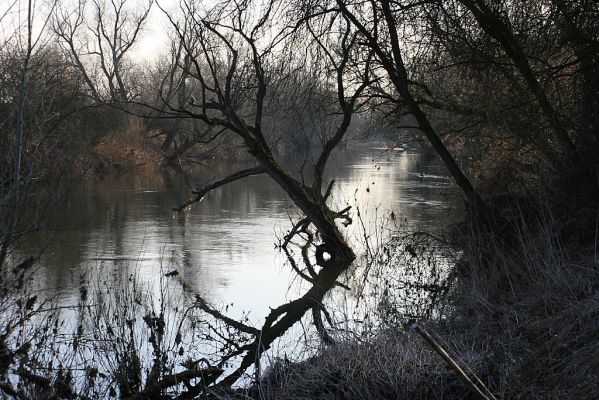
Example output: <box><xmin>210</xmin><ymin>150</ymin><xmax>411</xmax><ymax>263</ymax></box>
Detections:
<box><xmin>173</xmin><ymin>166</ymin><xmax>267</xmax><ymax>211</ymax></box>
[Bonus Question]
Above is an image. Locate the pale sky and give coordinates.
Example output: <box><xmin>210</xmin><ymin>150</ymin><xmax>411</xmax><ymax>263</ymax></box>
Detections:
<box><xmin>132</xmin><ymin>0</ymin><xmax>176</xmax><ymax>62</ymax></box>
<box><xmin>0</xmin><ymin>0</ymin><xmax>178</xmax><ymax>63</ymax></box>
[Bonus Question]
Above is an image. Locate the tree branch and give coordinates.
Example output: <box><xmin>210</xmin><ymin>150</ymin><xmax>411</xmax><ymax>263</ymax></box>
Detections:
<box><xmin>172</xmin><ymin>166</ymin><xmax>266</xmax><ymax>211</ymax></box>
<box><xmin>127</xmin><ymin>366</ymin><xmax>224</xmax><ymax>400</ymax></box>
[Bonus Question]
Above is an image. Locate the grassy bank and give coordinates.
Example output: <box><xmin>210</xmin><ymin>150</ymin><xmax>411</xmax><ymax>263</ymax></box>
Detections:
<box><xmin>245</xmin><ymin>201</ymin><xmax>599</xmax><ymax>399</ymax></box>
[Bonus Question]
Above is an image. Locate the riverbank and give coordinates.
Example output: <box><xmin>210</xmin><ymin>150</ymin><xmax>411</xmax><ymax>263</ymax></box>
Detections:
<box><xmin>42</xmin><ymin>115</ymin><xmax>250</xmax><ymax>180</ymax></box>
<box><xmin>240</xmin><ymin>200</ymin><xmax>599</xmax><ymax>399</ymax></box>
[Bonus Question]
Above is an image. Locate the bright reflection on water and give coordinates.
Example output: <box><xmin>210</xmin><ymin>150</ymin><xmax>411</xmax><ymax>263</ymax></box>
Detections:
<box><xmin>23</xmin><ymin>147</ymin><xmax>460</xmax><ymax>326</ymax></box>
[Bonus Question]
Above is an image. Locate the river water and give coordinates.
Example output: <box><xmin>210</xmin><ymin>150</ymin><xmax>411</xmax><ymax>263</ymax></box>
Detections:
<box><xmin>21</xmin><ymin>146</ymin><xmax>460</xmax><ymax>327</ymax></box>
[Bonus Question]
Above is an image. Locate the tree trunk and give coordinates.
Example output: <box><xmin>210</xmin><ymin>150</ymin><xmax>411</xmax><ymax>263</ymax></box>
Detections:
<box><xmin>379</xmin><ymin>0</ymin><xmax>487</xmax><ymax>212</ymax></box>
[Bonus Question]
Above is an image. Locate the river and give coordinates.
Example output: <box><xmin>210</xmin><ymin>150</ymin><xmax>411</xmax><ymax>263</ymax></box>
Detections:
<box><xmin>20</xmin><ymin>146</ymin><xmax>460</xmax><ymax>327</ymax></box>
<box><xmin>4</xmin><ymin>145</ymin><xmax>465</xmax><ymax>390</ymax></box>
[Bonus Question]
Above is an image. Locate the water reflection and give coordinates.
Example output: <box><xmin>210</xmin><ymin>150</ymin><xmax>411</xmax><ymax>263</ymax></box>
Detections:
<box><xmin>22</xmin><ymin>147</ymin><xmax>460</xmax><ymax>324</ymax></box>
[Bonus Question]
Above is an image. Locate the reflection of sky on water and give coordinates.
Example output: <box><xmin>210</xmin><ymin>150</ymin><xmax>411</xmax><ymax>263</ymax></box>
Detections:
<box><xmin>11</xmin><ymin>146</ymin><xmax>462</xmax><ymax>385</ymax></box>
<box><xmin>22</xmin><ymin>147</ymin><xmax>460</xmax><ymax>327</ymax></box>
<box><xmin>328</xmin><ymin>150</ymin><xmax>459</xmax><ymax>255</ymax></box>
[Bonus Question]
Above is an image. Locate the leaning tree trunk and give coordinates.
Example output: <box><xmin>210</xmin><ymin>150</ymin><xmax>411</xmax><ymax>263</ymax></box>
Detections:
<box><xmin>338</xmin><ymin>0</ymin><xmax>486</xmax><ymax>212</ymax></box>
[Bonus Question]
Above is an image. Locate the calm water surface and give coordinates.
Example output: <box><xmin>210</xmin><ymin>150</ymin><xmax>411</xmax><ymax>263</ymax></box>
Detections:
<box><xmin>23</xmin><ymin>147</ymin><xmax>460</xmax><ymax>325</ymax></box>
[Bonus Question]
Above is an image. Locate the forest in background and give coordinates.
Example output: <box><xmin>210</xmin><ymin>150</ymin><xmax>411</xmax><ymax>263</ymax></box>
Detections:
<box><xmin>0</xmin><ymin>0</ymin><xmax>598</xmax><ymax>398</ymax></box>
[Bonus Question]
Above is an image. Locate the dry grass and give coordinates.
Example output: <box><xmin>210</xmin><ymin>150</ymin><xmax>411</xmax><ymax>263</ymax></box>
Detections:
<box><xmin>246</xmin><ymin>331</ymin><xmax>484</xmax><ymax>400</ymax></box>
<box><xmin>248</xmin><ymin>202</ymin><xmax>599</xmax><ymax>400</ymax></box>
<box><xmin>89</xmin><ymin>116</ymin><xmax>161</xmax><ymax>175</ymax></box>
<box><xmin>448</xmin><ymin>204</ymin><xmax>599</xmax><ymax>399</ymax></box>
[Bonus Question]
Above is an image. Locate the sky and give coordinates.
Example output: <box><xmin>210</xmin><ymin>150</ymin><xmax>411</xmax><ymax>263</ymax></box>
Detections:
<box><xmin>0</xmin><ymin>0</ymin><xmax>179</xmax><ymax>63</ymax></box>
<box><xmin>132</xmin><ymin>0</ymin><xmax>176</xmax><ymax>62</ymax></box>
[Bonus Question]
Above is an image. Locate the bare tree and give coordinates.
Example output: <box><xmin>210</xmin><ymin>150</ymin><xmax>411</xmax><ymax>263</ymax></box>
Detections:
<box><xmin>163</xmin><ymin>0</ymin><xmax>367</xmax><ymax>263</ymax></box>
<box><xmin>146</xmin><ymin>0</ymin><xmax>374</xmax><ymax>388</ymax></box>
<box><xmin>455</xmin><ymin>0</ymin><xmax>596</xmax><ymax>185</ymax></box>
<box><xmin>146</xmin><ymin>35</ymin><xmax>227</xmax><ymax>161</ymax></box>
<box><xmin>54</xmin><ymin>0</ymin><xmax>152</xmax><ymax>102</ymax></box>
<box><xmin>0</xmin><ymin>0</ymin><xmax>60</xmax><ymax>268</ymax></box>
<box><xmin>330</xmin><ymin>0</ymin><xmax>487</xmax><ymax>212</ymax></box>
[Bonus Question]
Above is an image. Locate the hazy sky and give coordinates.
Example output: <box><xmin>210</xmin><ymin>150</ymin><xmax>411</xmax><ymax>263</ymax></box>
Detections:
<box><xmin>133</xmin><ymin>0</ymin><xmax>176</xmax><ymax>62</ymax></box>
<box><xmin>0</xmin><ymin>0</ymin><xmax>180</xmax><ymax>63</ymax></box>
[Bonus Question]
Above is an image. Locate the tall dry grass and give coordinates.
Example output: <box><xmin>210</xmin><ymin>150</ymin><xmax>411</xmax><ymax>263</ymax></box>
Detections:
<box><xmin>448</xmin><ymin>203</ymin><xmax>599</xmax><ymax>399</ymax></box>
<box><xmin>248</xmin><ymin>202</ymin><xmax>599</xmax><ymax>400</ymax></box>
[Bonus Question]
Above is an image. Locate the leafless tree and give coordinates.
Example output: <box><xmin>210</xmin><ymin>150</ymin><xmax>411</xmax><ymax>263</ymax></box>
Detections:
<box><xmin>0</xmin><ymin>0</ymin><xmax>61</xmax><ymax>268</ymax></box>
<box><xmin>53</xmin><ymin>0</ymin><xmax>152</xmax><ymax>102</ymax></box>
<box><xmin>163</xmin><ymin>0</ymin><xmax>368</xmax><ymax>263</ymax></box>
<box><xmin>454</xmin><ymin>0</ymin><xmax>596</xmax><ymax>187</ymax></box>
<box><xmin>149</xmin><ymin>0</ymin><xmax>375</xmax><ymax>388</ymax></box>
<box><xmin>328</xmin><ymin>0</ymin><xmax>488</xmax><ymax>212</ymax></box>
